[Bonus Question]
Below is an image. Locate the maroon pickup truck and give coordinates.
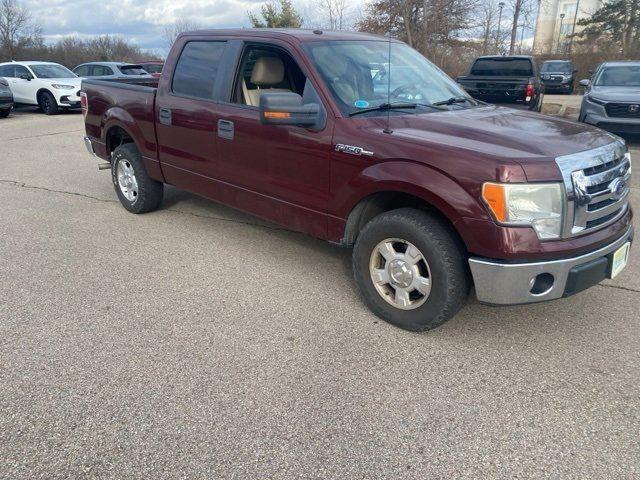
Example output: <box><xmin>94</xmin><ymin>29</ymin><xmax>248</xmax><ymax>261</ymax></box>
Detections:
<box><xmin>82</xmin><ymin>29</ymin><xmax>633</xmax><ymax>331</ymax></box>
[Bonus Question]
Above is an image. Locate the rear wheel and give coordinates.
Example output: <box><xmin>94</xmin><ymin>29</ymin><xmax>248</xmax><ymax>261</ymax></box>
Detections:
<box><xmin>0</xmin><ymin>108</ymin><xmax>10</xmax><ymax>118</ymax></box>
<box><xmin>111</xmin><ymin>143</ymin><xmax>163</xmax><ymax>214</ymax></box>
<box><xmin>353</xmin><ymin>208</ymin><xmax>470</xmax><ymax>331</ymax></box>
<box><xmin>39</xmin><ymin>92</ymin><xmax>58</xmax><ymax>115</ymax></box>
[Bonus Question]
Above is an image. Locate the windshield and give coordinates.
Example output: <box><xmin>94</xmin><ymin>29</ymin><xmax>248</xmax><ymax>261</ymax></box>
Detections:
<box><xmin>30</xmin><ymin>64</ymin><xmax>76</xmax><ymax>79</ymax></box>
<box><xmin>470</xmin><ymin>58</ymin><xmax>533</xmax><ymax>77</ymax></box>
<box><xmin>595</xmin><ymin>65</ymin><xmax>640</xmax><ymax>87</ymax></box>
<box><xmin>541</xmin><ymin>61</ymin><xmax>571</xmax><ymax>73</ymax></box>
<box><xmin>303</xmin><ymin>40</ymin><xmax>469</xmax><ymax>116</ymax></box>
<box><xmin>118</xmin><ymin>65</ymin><xmax>148</xmax><ymax>76</ymax></box>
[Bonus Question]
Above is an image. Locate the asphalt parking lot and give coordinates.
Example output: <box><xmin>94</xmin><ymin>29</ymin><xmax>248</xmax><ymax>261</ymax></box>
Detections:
<box><xmin>1</xmin><ymin>104</ymin><xmax>639</xmax><ymax>479</ymax></box>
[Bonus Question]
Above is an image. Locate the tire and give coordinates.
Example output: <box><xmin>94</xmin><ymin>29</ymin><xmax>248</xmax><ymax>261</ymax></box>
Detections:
<box><xmin>39</xmin><ymin>91</ymin><xmax>58</xmax><ymax>115</ymax></box>
<box><xmin>111</xmin><ymin>143</ymin><xmax>163</xmax><ymax>214</ymax></box>
<box><xmin>0</xmin><ymin>108</ymin><xmax>10</xmax><ymax>118</ymax></box>
<box><xmin>353</xmin><ymin>208</ymin><xmax>470</xmax><ymax>331</ymax></box>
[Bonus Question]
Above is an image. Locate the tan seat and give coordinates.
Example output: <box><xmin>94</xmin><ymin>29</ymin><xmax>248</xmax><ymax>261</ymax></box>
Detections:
<box><xmin>243</xmin><ymin>56</ymin><xmax>292</xmax><ymax>106</ymax></box>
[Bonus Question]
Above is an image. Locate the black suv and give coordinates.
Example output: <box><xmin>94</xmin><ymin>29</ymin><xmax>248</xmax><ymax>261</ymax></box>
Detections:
<box><xmin>540</xmin><ymin>60</ymin><xmax>576</xmax><ymax>94</ymax></box>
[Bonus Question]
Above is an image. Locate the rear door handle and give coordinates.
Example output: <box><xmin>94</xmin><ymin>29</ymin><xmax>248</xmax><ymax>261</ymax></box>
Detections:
<box><xmin>159</xmin><ymin>107</ymin><xmax>172</xmax><ymax>125</ymax></box>
<box><xmin>217</xmin><ymin>119</ymin><xmax>234</xmax><ymax>140</ymax></box>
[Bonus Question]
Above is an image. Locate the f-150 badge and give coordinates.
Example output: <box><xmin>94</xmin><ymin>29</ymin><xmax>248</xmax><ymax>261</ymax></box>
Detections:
<box><xmin>335</xmin><ymin>144</ymin><xmax>374</xmax><ymax>156</ymax></box>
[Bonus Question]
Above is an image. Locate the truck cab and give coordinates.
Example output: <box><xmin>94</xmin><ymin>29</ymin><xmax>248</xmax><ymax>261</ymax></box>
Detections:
<box><xmin>82</xmin><ymin>29</ymin><xmax>633</xmax><ymax>331</ymax></box>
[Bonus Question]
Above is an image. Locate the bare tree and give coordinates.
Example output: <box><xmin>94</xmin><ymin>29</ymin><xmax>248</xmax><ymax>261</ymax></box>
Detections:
<box><xmin>317</xmin><ymin>0</ymin><xmax>350</xmax><ymax>30</ymax></box>
<box><xmin>507</xmin><ymin>0</ymin><xmax>534</xmax><ymax>54</ymax></box>
<box><xmin>163</xmin><ymin>17</ymin><xmax>202</xmax><ymax>49</ymax></box>
<box><xmin>0</xmin><ymin>0</ymin><xmax>42</xmax><ymax>60</ymax></box>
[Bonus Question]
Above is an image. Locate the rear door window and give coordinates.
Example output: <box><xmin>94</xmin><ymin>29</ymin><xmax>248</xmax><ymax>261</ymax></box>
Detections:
<box><xmin>471</xmin><ymin>59</ymin><xmax>533</xmax><ymax>77</ymax></box>
<box><xmin>74</xmin><ymin>65</ymin><xmax>89</xmax><ymax>76</ymax></box>
<box><xmin>172</xmin><ymin>41</ymin><xmax>226</xmax><ymax>99</ymax></box>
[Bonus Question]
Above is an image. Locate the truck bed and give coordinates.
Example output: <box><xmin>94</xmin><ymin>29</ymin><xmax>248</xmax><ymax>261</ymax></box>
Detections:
<box><xmin>82</xmin><ymin>77</ymin><xmax>159</xmax><ymax>167</ymax></box>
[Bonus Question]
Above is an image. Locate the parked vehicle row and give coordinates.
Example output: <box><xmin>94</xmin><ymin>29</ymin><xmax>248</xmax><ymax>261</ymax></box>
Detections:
<box><xmin>82</xmin><ymin>29</ymin><xmax>632</xmax><ymax>331</ymax></box>
<box><xmin>0</xmin><ymin>59</ymin><xmax>164</xmax><ymax>115</ymax></box>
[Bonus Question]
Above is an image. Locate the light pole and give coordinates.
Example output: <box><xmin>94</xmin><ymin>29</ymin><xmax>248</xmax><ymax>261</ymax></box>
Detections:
<box><xmin>556</xmin><ymin>13</ymin><xmax>565</xmax><ymax>54</ymax></box>
<box><xmin>519</xmin><ymin>23</ymin><xmax>526</xmax><ymax>54</ymax></box>
<box><xmin>497</xmin><ymin>2</ymin><xmax>505</xmax><ymax>53</ymax></box>
<box><xmin>568</xmin><ymin>0</ymin><xmax>581</xmax><ymax>54</ymax></box>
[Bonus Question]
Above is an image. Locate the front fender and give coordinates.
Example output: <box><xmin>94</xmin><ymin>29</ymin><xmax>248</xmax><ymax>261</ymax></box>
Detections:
<box><xmin>331</xmin><ymin>160</ymin><xmax>493</xmax><ymax>249</ymax></box>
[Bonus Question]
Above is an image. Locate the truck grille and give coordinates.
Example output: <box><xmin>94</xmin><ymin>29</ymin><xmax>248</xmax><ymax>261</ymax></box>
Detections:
<box><xmin>605</xmin><ymin>103</ymin><xmax>640</xmax><ymax>118</ymax></box>
<box><xmin>555</xmin><ymin>141</ymin><xmax>631</xmax><ymax>237</ymax></box>
<box><xmin>543</xmin><ymin>75</ymin><xmax>564</xmax><ymax>84</ymax></box>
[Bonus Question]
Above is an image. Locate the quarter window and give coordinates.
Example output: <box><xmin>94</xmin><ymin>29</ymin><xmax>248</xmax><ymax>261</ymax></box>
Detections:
<box><xmin>0</xmin><ymin>65</ymin><xmax>14</xmax><ymax>77</ymax></box>
<box><xmin>172</xmin><ymin>41</ymin><xmax>226</xmax><ymax>99</ymax></box>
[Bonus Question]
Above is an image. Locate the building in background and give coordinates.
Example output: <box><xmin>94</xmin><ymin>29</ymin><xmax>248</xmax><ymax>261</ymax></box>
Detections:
<box><xmin>533</xmin><ymin>0</ymin><xmax>604</xmax><ymax>54</ymax></box>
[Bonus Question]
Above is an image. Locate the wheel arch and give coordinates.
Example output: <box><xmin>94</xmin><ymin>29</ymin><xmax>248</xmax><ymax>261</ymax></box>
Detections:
<box><xmin>335</xmin><ymin>161</ymin><xmax>490</xmax><ymax>252</ymax></box>
<box><xmin>341</xmin><ymin>190</ymin><xmax>468</xmax><ymax>255</ymax></box>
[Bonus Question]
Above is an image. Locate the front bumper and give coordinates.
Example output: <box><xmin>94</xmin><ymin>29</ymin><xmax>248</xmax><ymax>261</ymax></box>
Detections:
<box><xmin>542</xmin><ymin>82</ymin><xmax>572</xmax><ymax>92</ymax></box>
<box><xmin>581</xmin><ymin>99</ymin><xmax>640</xmax><ymax>133</ymax></box>
<box><xmin>55</xmin><ymin>89</ymin><xmax>81</xmax><ymax>108</ymax></box>
<box><xmin>469</xmin><ymin>226</ymin><xmax>633</xmax><ymax>305</ymax></box>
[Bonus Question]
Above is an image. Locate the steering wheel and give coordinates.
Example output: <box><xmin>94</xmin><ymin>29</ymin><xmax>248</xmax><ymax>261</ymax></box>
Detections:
<box><xmin>390</xmin><ymin>84</ymin><xmax>420</xmax><ymax>100</ymax></box>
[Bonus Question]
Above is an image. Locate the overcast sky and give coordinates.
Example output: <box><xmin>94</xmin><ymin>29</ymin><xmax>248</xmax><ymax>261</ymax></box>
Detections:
<box><xmin>24</xmin><ymin>0</ymin><xmax>368</xmax><ymax>55</ymax></box>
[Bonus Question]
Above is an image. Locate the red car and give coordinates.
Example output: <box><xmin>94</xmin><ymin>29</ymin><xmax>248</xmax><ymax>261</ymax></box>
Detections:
<box><xmin>81</xmin><ymin>29</ymin><xmax>633</xmax><ymax>331</ymax></box>
<box><xmin>137</xmin><ymin>60</ymin><xmax>163</xmax><ymax>77</ymax></box>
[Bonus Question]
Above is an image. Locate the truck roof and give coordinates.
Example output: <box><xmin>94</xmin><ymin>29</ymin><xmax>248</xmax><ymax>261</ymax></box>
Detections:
<box><xmin>181</xmin><ymin>28</ymin><xmax>393</xmax><ymax>43</ymax></box>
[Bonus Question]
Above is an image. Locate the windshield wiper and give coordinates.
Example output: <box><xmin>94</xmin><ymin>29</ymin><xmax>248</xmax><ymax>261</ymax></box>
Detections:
<box><xmin>431</xmin><ymin>96</ymin><xmax>477</xmax><ymax>107</ymax></box>
<box><xmin>349</xmin><ymin>102</ymin><xmax>418</xmax><ymax>117</ymax></box>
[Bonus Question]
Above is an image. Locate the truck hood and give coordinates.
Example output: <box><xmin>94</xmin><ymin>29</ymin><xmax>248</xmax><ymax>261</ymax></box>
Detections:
<box><xmin>380</xmin><ymin>105</ymin><xmax>618</xmax><ymax>179</ymax></box>
<box><xmin>589</xmin><ymin>85</ymin><xmax>640</xmax><ymax>102</ymax></box>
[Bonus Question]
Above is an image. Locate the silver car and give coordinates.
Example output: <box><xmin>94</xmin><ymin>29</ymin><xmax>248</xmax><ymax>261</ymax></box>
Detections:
<box><xmin>579</xmin><ymin>61</ymin><xmax>640</xmax><ymax>134</ymax></box>
<box><xmin>73</xmin><ymin>62</ymin><xmax>153</xmax><ymax>80</ymax></box>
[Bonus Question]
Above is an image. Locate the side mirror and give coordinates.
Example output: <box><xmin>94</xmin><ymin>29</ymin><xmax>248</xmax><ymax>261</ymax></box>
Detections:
<box><xmin>579</xmin><ymin>79</ymin><xmax>590</xmax><ymax>87</ymax></box>
<box><xmin>259</xmin><ymin>92</ymin><xmax>321</xmax><ymax>129</ymax></box>
<box><xmin>19</xmin><ymin>74</ymin><xmax>32</xmax><ymax>81</ymax></box>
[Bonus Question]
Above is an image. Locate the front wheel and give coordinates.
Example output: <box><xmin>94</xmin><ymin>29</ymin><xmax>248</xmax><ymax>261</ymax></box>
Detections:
<box><xmin>111</xmin><ymin>143</ymin><xmax>163</xmax><ymax>213</ymax></box>
<box><xmin>39</xmin><ymin>91</ymin><xmax>58</xmax><ymax>115</ymax></box>
<box><xmin>353</xmin><ymin>208</ymin><xmax>470</xmax><ymax>331</ymax></box>
<box><xmin>0</xmin><ymin>108</ymin><xmax>10</xmax><ymax>118</ymax></box>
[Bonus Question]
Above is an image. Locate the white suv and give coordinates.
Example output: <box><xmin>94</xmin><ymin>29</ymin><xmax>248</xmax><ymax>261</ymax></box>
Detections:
<box><xmin>0</xmin><ymin>61</ymin><xmax>82</xmax><ymax>115</ymax></box>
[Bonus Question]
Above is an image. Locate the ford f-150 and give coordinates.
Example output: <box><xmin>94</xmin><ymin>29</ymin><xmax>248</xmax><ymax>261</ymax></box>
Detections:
<box><xmin>81</xmin><ymin>29</ymin><xmax>633</xmax><ymax>331</ymax></box>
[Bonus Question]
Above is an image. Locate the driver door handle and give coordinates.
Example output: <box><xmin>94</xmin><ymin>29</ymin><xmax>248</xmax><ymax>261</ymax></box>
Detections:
<box><xmin>218</xmin><ymin>119</ymin><xmax>234</xmax><ymax>140</ymax></box>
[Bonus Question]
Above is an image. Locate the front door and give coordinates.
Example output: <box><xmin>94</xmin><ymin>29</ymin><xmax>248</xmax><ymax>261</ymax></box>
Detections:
<box><xmin>215</xmin><ymin>42</ymin><xmax>333</xmax><ymax>239</ymax></box>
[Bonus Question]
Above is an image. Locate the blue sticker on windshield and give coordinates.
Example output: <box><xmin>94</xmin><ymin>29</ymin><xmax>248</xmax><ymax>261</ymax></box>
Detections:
<box><xmin>354</xmin><ymin>100</ymin><xmax>370</xmax><ymax>108</ymax></box>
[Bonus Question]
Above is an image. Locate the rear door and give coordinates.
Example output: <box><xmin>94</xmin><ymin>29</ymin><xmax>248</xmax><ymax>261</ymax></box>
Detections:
<box><xmin>155</xmin><ymin>38</ymin><xmax>229</xmax><ymax>189</ymax></box>
<box><xmin>9</xmin><ymin>65</ymin><xmax>37</xmax><ymax>104</ymax></box>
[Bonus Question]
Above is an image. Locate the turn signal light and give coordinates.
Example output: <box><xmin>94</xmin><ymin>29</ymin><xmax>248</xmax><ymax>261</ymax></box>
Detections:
<box><xmin>263</xmin><ymin>111</ymin><xmax>291</xmax><ymax>119</ymax></box>
<box><xmin>482</xmin><ymin>183</ymin><xmax>508</xmax><ymax>222</ymax></box>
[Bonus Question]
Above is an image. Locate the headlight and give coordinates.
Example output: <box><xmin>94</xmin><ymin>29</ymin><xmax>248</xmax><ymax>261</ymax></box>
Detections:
<box><xmin>482</xmin><ymin>183</ymin><xmax>563</xmax><ymax>240</ymax></box>
<box><xmin>587</xmin><ymin>95</ymin><xmax>607</xmax><ymax>106</ymax></box>
<box><xmin>52</xmin><ymin>84</ymin><xmax>75</xmax><ymax>90</ymax></box>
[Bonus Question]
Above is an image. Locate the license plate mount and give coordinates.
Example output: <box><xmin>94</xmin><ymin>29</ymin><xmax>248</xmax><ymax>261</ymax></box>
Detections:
<box><xmin>610</xmin><ymin>242</ymin><xmax>631</xmax><ymax>279</ymax></box>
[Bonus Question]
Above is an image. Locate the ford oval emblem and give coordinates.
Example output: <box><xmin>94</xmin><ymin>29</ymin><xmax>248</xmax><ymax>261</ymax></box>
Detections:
<box><xmin>609</xmin><ymin>178</ymin><xmax>628</xmax><ymax>200</ymax></box>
